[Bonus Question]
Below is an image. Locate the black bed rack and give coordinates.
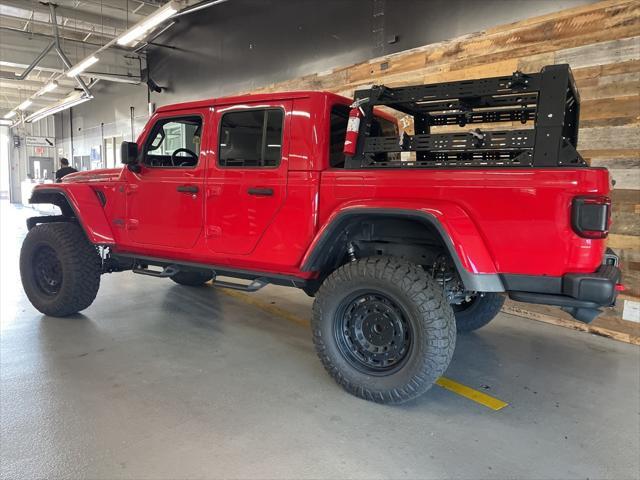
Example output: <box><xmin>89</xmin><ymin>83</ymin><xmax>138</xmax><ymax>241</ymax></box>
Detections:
<box><xmin>346</xmin><ymin>64</ymin><xmax>583</xmax><ymax>169</ymax></box>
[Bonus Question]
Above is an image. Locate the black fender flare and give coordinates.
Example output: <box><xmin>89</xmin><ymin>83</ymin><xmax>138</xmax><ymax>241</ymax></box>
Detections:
<box><xmin>301</xmin><ymin>208</ymin><xmax>504</xmax><ymax>292</ymax></box>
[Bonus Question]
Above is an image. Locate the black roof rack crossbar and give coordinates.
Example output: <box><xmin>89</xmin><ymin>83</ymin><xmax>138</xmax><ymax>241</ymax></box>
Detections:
<box><xmin>345</xmin><ymin>64</ymin><xmax>583</xmax><ymax>169</ymax></box>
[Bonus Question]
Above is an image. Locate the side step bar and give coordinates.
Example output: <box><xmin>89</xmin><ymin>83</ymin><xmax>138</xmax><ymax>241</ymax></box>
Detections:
<box><xmin>131</xmin><ymin>261</ymin><xmax>269</xmax><ymax>292</ymax></box>
<box><xmin>133</xmin><ymin>263</ymin><xmax>180</xmax><ymax>277</ymax></box>
<box><xmin>213</xmin><ymin>277</ymin><xmax>269</xmax><ymax>292</ymax></box>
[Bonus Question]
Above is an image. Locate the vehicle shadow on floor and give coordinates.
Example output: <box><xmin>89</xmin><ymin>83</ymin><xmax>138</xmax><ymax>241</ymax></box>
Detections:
<box><xmin>34</xmin><ymin>281</ymin><xmax>631</xmax><ymax>413</ymax></box>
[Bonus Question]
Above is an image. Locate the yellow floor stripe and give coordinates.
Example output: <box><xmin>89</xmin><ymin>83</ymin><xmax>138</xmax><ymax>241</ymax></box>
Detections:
<box><xmin>435</xmin><ymin>377</ymin><xmax>508</xmax><ymax>411</ymax></box>
<box><xmin>219</xmin><ymin>287</ymin><xmax>509</xmax><ymax>411</ymax></box>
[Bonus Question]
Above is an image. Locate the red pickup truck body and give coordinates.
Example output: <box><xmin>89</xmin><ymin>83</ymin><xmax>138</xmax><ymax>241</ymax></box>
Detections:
<box><xmin>23</xmin><ymin>68</ymin><xmax>623</xmax><ymax>403</ymax></box>
<box><xmin>35</xmin><ymin>91</ymin><xmax>611</xmax><ymax>290</ymax></box>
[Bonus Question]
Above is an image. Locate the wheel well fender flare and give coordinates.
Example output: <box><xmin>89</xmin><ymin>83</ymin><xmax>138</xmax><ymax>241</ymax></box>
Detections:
<box><xmin>301</xmin><ymin>208</ymin><xmax>504</xmax><ymax>292</ymax></box>
<box><xmin>28</xmin><ymin>187</ymin><xmax>115</xmax><ymax>245</ymax></box>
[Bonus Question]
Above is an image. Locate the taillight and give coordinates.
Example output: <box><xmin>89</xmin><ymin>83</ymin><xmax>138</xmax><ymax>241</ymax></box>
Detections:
<box><xmin>571</xmin><ymin>195</ymin><xmax>611</xmax><ymax>239</ymax></box>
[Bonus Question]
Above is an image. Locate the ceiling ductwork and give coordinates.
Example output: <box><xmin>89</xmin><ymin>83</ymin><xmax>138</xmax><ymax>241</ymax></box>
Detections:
<box><xmin>0</xmin><ymin>0</ymin><xmax>215</xmax><ymax>123</ymax></box>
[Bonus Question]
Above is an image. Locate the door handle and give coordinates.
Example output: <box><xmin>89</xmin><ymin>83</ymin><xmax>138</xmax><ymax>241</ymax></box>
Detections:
<box><xmin>177</xmin><ymin>185</ymin><xmax>199</xmax><ymax>193</ymax></box>
<box><xmin>247</xmin><ymin>187</ymin><xmax>273</xmax><ymax>196</ymax></box>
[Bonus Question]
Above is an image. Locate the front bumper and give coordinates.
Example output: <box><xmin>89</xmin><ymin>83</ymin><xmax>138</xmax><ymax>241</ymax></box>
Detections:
<box><xmin>504</xmin><ymin>251</ymin><xmax>622</xmax><ymax>323</ymax></box>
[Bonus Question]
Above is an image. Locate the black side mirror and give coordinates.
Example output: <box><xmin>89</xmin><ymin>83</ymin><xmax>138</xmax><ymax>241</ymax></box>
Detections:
<box><xmin>121</xmin><ymin>141</ymin><xmax>141</xmax><ymax>172</ymax></box>
<box><xmin>121</xmin><ymin>141</ymin><xmax>138</xmax><ymax>164</ymax></box>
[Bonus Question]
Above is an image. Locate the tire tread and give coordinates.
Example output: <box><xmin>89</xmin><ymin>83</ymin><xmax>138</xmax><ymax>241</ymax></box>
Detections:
<box><xmin>20</xmin><ymin>222</ymin><xmax>101</xmax><ymax>317</ymax></box>
<box><xmin>311</xmin><ymin>256</ymin><xmax>456</xmax><ymax>404</ymax></box>
<box><xmin>455</xmin><ymin>292</ymin><xmax>505</xmax><ymax>333</ymax></box>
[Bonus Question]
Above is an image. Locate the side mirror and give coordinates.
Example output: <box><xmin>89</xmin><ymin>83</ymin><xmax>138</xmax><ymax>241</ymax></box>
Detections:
<box><xmin>121</xmin><ymin>141</ymin><xmax>140</xmax><ymax>172</ymax></box>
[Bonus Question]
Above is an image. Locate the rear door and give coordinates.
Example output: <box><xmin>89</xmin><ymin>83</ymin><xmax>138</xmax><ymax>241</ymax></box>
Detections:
<box><xmin>124</xmin><ymin>109</ymin><xmax>209</xmax><ymax>249</ymax></box>
<box><xmin>205</xmin><ymin>101</ymin><xmax>290</xmax><ymax>255</ymax></box>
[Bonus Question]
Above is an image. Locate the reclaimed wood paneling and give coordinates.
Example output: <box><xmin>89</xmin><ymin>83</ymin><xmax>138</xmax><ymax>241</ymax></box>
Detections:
<box><xmin>243</xmin><ymin>0</ymin><xmax>640</xmax><ymax>339</ymax></box>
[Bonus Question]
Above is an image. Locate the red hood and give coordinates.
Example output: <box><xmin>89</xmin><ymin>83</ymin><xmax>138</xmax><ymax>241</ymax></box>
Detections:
<box><xmin>62</xmin><ymin>168</ymin><xmax>122</xmax><ymax>183</ymax></box>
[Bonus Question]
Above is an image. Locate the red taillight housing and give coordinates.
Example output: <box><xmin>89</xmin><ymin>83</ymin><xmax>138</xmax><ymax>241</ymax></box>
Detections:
<box><xmin>571</xmin><ymin>195</ymin><xmax>611</xmax><ymax>239</ymax></box>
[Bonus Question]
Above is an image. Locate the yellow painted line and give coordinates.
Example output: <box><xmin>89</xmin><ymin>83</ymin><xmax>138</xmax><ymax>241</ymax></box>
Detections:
<box><xmin>435</xmin><ymin>376</ymin><xmax>508</xmax><ymax>411</ymax></box>
<box><xmin>219</xmin><ymin>287</ymin><xmax>509</xmax><ymax>411</ymax></box>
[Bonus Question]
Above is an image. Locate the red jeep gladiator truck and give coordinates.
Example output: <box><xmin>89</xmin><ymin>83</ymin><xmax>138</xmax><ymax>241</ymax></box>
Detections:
<box><xmin>20</xmin><ymin>64</ymin><xmax>622</xmax><ymax>404</ymax></box>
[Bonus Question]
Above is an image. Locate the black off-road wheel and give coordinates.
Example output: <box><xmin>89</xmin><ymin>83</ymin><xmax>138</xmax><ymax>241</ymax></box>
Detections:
<box><xmin>453</xmin><ymin>292</ymin><xmax>505</xmax><ymax>333</ymax></box>
<box><xmin>20</xmin><ymin>222</ymin><xmax>101</xmax><ymax>317</ymax></box>
<box><xmin>170</xmin><ymin>271</ymin><xmax>213</xmax><ymax>287</ymax></box>
<box><xmin>312</xmin><ymin>256</ymin><xmax>456</xmax><ymax>404</ymax></box>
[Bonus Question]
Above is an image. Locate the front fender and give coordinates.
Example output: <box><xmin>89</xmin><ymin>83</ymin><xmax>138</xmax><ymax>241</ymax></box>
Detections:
<box><xmin>29</xmin><ymin>185</ymin><xmax>115</xmax><ymax>245</ymax></box>
<box><xmin>302</xmin><ymin>200</ymin><xmax>503</xmax><ymax>292</ymax></box>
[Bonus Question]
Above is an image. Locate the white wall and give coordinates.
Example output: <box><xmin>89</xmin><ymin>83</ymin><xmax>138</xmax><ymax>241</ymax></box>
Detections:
<box><xmin>55</xmin><ymin>81</ymin><xmax>149</xmax><ymax>169</ymax></box>
<box><xmin>0</xmin><ymin>126</ymin><xmax>10</xmax><ymax>200</ymax></box>
<box><xmin>7</xmin><ymin>116</ymin><xmax>57</xmax><ymax>204</ymax></box>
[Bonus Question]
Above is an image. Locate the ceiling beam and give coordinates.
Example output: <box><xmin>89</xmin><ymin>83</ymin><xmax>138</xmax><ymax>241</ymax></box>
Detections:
<box><xmin>1</xmin><ymin>0</ymin><xmax>141</xmax><ymax>31</ymax></box>
<box><xmin>0</xmin><ymin>29</ymin><xmax>144</xmax><ymax>78</ymax></box>
<box><xmin>0</xmin><ymin>70</ymin><xmax>79</xmax><ymax>89</ymax></box>
<box><xmin>0</xmin><ymin>84</ymin><xmax>70</xmax><ymax>101</ymax></box>
<box><xmin>0</xmin><ymin>15</ymin><xmax>117</xmax><ymax>44</ymax></box>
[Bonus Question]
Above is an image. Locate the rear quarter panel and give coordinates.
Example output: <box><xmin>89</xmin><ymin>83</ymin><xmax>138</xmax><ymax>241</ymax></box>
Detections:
<box><xmin>319</xmin><ymin>167</ymin><xmax>610</xmax><ymax>276</ymax></box>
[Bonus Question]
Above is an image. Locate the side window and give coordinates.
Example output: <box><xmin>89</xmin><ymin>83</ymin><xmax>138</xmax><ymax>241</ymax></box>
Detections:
<box><xmin>144</xmin><ymin>116</ymin><xmax>202</xmax><ymax>168</ymax></box>
<box><xmin>218</xmin><ymin>109</ymin><xmax>284</xmax><ymax>167</ymax></box>
<box><xmin>329</xmin><ymin>105</ymin><xmax>349</xmax><ymax>168</ymax></box>
<box><xmin>328</xmin><ymin>104</ymin><xmax>400</xmax><ymax>168</ymax></box>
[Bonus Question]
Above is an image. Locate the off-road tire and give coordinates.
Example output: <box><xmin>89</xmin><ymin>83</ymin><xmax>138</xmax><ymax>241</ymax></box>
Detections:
<box><xmin>454</xmin><ymin>293</ymin><xmax>505</xmax><ymax>333</ymax></box>
<box><xmin>20</xmin><ymin>222</ymin><xmax>101</xmax><ymax>317</ymax></box>
<box><xmin>311</xmin><ymin>256</ymin><xmax>456</xmax><ymax>404</ymax></box>
<box><xmin>170</xmin><ymin>271</ymin><xmax>213</xmax><ymax>287</ymax></box>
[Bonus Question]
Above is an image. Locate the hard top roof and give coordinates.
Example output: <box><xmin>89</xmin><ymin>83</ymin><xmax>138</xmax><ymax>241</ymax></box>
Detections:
<box><xmin>155</xmin><ymin>90</ymin><xmax>350</xmax><ymax>113</ymax></box>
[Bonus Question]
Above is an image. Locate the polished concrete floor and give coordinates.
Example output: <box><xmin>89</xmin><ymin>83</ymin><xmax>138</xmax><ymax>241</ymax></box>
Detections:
<box><xmin>1</xmin><ymin>200</ymin><xmax>639</xmax><ymax>479</ymax></box>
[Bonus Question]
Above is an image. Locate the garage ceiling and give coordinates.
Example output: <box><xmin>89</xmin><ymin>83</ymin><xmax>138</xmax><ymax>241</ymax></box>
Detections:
<box><xmin>0</xmin><ymin>0</ymin><xmax>195</xmax><ymax>116</ymax></box>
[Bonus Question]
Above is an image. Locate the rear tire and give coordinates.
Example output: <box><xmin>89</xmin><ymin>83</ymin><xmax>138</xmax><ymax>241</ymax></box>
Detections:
<box><xmin>20</xmin><ymin>222</ymin><xmax>101</xmax><ymax>317</ymax></box>
<box><xmin>312</xmin><ymin>256</ymin><xmax>456</xmax><ymax>404</ymax></box>
<box><xmin>453</xmin><ymin>292</ymin><xmax>505</xmax><ymax>333</ymax></box>
<box><xmin>170</xmin><ymin>271</ymin><xmax>213</xmax><ymax>287</ymax></box>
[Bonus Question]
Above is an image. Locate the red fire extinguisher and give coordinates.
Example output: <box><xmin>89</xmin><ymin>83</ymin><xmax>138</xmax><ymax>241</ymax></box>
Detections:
<box><xmin>343</xmin><ymin>98</ymin><xmax>368</xmax><ymax>156</ymax></box>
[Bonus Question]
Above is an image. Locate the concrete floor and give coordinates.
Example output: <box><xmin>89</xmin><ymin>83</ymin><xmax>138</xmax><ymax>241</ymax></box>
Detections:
<box><xmin>1</xmin><ymin>200</ymin><xmax>639</xmax><ymax>480</ymax></box>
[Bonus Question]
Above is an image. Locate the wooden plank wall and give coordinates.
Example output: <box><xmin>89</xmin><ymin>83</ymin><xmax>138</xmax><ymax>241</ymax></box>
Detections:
<box><xmin>246</xmin><ymin>0</ymin><xmax>640</xmax><ymax>341</ymax></box>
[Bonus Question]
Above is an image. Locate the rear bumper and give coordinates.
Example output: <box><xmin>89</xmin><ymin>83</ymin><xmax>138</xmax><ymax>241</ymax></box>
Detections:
<box><xmin>562</xmin><ymin>264</ymin><xmax>620</xmax><ymax>306</ymax></box>
<box><xmin>503</xmin><ymin>253</ymin><xmax>621</xmax><ymax>323</ymax></box>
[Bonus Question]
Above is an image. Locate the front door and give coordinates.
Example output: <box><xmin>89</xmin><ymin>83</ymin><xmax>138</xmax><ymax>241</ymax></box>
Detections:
<box><xmin>205</xmin><ymin>102</ymin><xmax>290</xmax><ymax>255</ymax></box>
<box><xmin>125</xmin><ymin>110</ymin><xmax>209</xmax><ymax>249</ymax></box>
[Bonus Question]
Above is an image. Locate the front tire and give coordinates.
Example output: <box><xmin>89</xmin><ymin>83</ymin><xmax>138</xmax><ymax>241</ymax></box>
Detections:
<box><xmin>453</xmin><ymin>292</ymin><xmax>505</xmax><ymax>333</ymax></box>
<box><xmin>20</xmin><ymin>222</ymin><xmax>101</xmax><ymax>317</ymax></box>
<box><xmin>312</xmin><ymin>257</ymin><xmax>456</xmax><ymax>404</ymax></box>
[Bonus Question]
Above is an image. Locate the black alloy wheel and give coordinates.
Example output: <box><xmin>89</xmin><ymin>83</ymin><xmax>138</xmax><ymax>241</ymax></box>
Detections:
<box><xmin>32</xmin><ymin>245</ymin><xmax>63</xmax><ymax>296</ymax></box>
<box><xmin>334</xmin><ymin>291</ymin><xmax>412</xmax><ymax>374</ymax></box>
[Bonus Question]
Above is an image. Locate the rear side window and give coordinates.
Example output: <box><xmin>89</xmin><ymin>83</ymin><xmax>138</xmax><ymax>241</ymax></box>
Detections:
<box><xmin>329</xmin><ymin>104</ymin><xmax>399</xmax><ymax>168</ymax></box>
<box><xmin>218</xmin><ymin>109</ymin><xmax>284</xmax><ymax>167</ymax></box>
<box><xmin>329</xmin><ymin>105</ymin><xmax>349</xmax><ymax>168</ymax></box>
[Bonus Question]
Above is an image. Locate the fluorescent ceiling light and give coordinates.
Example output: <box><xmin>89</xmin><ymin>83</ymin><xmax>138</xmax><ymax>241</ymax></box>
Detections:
<box><xmin>36</xmin><ymin>81</ymin><xmax>58</xmax><ymax>96</ymax></box>
<box><xmin>66</xmin><ymin>56</ymin><xmax>99</xmax><ymax>77</ymax></box>
<box><xmin>0</xmin><ymin>118</ymin><xmax>13</xmax><ymax>126</ymax></box>
<box><xmin>17</xmin><ymin>100</ymin><xmax>32</xmax><ymax>110</ymax></box>
<box><xmin>117</xmin><ymin>1</ymin><xmax>178</xmax><ymax>46</ymax></box>
<box><xmin>3</xmin><ymin>110</ymin><xmax>16</xmax><ymax>119</ymax></box>
<box><xmin>174</xmin><ymin>0</ymin><xmax>229</xmax><ymax>17</ymax></box>
<box><xmin>26</xmin><ymin>92</ymin><xmax>92</xmax><ymax>123</ymax></box>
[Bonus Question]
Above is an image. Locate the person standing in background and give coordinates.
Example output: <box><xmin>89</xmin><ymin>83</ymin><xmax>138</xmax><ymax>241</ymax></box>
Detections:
<box><xmin>55</xmin><ymin>158</ymin><xmax>77</xmax><ymax>182</ymax></box>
